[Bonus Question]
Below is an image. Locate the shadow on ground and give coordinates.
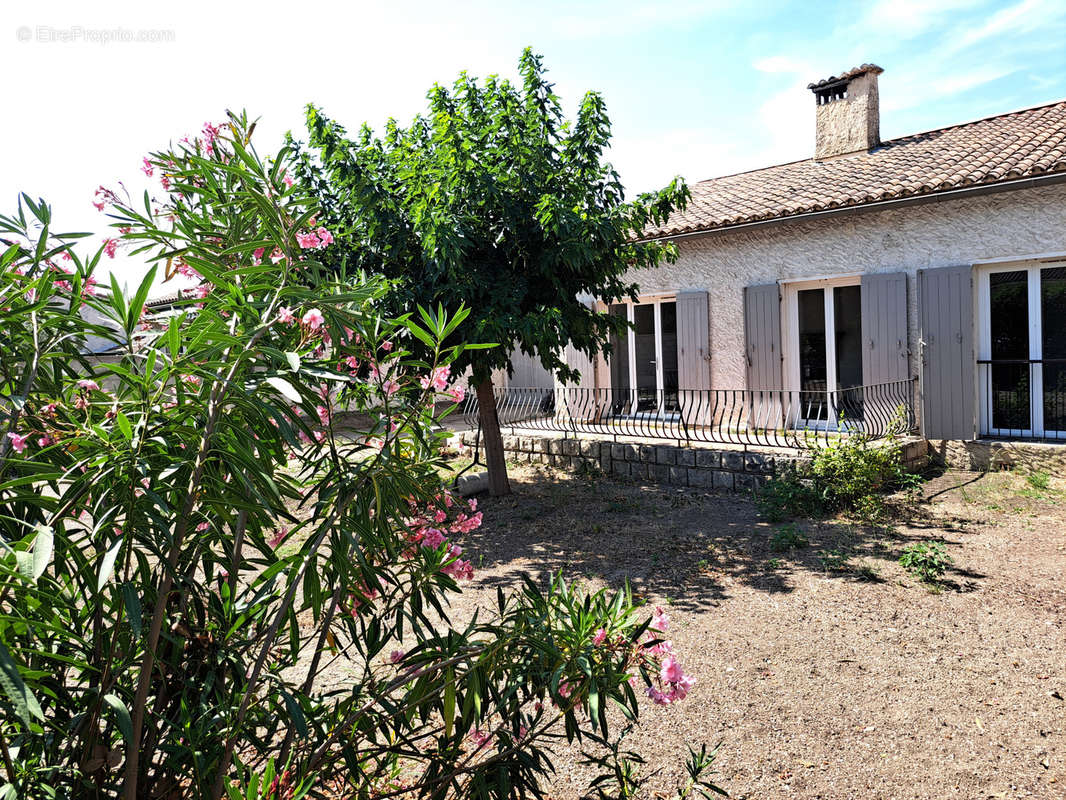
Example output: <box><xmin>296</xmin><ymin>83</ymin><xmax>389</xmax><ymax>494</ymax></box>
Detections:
<box><xmin>458</xmin><ymin>462</ymin><xmax>988</xmax><ymax>612</ymax></box>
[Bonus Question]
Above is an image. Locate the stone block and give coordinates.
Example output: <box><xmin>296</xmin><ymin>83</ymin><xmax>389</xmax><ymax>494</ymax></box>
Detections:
<box><xmin>688</xmin><ymin>469</ymin><xmax>713</xmax><ymax>488</ymax></box>
<box><xmin>750</xmin><ymin>474</ymin><xmax>771</xmax><ymax>489</ymax></box>
<box><xmin>611</xmin><ymin>459</ymin><xmax>628</xmax><ymax>476</ymax></box>
<box><xmin>677</xmin><ymin>449</ymin><xmax>696</xmax><ymax>467</ymax></box>
<box><xmin>611</xmin><ymin>444</ymin><xmax>628</xmax><ymax>461</ymax></box>
<box><xmin>656</xmin><ymin>446</ymin><xmax>677</xmax><ymax>465</ymax></box>
<box><xmin>629</xmin><ymin>462</ymin><xmax>648</xmax><ymax>480</ymax></box>
<box><xmin>695</xmin><ymin>449</ymin><xmax>722</xmax><ymax>469</ymax></box>
<box><xmin>538</xmin><ymin>438</ymin><xmax>552</xmax><ymax>454</ymax></box>
<box><xmin>562</xmin><ymin>439</ymin><xmax>579</xmax><ymax>457</ymax></box>
<box><xmin>600</xmin><ymin>451</ymin><xmax>613</xmax><ymax>473</ymax></box>
<box><xmin>744</xmin><ymin>453</ymin><xmax>771</xmax><ymax>473</ymax></box>
<box><xmin>639</xmin><ymin>445</ymin><xmax>656</xmax><ymax>463</ymax></box>
<box><xmin>735</xmin><ymin>472</ymin><xmax>756</xmax><ymax>490</ymax></box>
<box><xmin>722</xmin><ymin>451</ymin><xmax>745</xmax><ymax>471</ymax></box>
<box><xmin>669</xmin><ymin>466</ymin><xmax>688</xmax><ymax>486</ymax></box>
<box><xmin>580</xmin><ymin>440</ymin><xmax>601</xmax><ymax>458</ymax></box>
<box><xmin>653</xmin><ymin>464</ymin><xmax>672</xmax><ymax>483</ymax></box>
<box><xmin>713</xmin><ymin>470</ymin><xmax>735</xmax><ymax>490</ymax></box>
<box><xmin>549</xmin><ymin>439</ymin><xmax>565</xmax><ymax>455</ymax></box>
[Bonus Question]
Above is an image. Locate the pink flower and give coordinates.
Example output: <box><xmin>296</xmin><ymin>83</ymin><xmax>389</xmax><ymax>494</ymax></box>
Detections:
<box><xmin>196</xmin><ymin>521</ymin><xmax>210</xmax><ymax>531</ymax></box>
<box><xmin>345</xmin><ymin>355</ymin><xmax>360</xmax><ymax>370</ymax></box>
<box><xmin>302</xmin><ymin>308</ymin><xmax>325</xmax><ymax>330</ymax></box>
<box><xmin>37</xmin><ymin>435</ymin><xmax>53</xmax><ymax>447</ymax></box>
<box><xmin>469</xmin><ymin>729</ymin><xmax>491</xmax><ymax>752</ymax></box>
<box><xmin>103</xmin><ymin>239</ymin><xmax>118</xmax><ymax>259</ymax></box>
<box><xmin>316</xmin><ymin>405</ymin><xmax>330</xmax><ymax>426</ymax></box>
<box><xmin>270</xmin><ymin>247</ymin><xmax>285</xmax><ymax>264</ymax></box>
<box><xmin>442</xmin><ymin>558</ymin><xmax>473</xmax><ymax>580</ymax></box>
<box><xmin>6</xmin><ymin>432</ymin><xmax>27</xmax><ymax>453</ymax></box>
<box><xmin>315</xmin><ymin>227</ymin><xmax>334</xmax><ymax>247</ymax></box>
<box><xmin>381</xmin><ymin>340</ymin><xmax>393</xmax><ymax>352</ymax></box>
<box><xmin>141</xmin><ymin>157</ymin><xmax>154</xmax><ymax>177</ymax></box>
<box><xmin>277</xmin><ymin>307</ymin><xmax>295</xmax><ymax>324</ymax></box>
<box><xmin>382</xmin><ymin>379</ymin><xmax>400</xmax><ymax>397</ymax></box>
<box><xmin>660</xmin><ymin>655</ymin><xmax>684</xmax><ymax>685</ymax></box>
<box><xmin>447</xmin><ymin>384</ymin><xmax>466</xmax><ymax>403</ymax></box>
<box><xmin>252</xmin><ymin>247</ymin><xmax>265</xmax><ymax>264</ymax></box>
<box><xmin>389</xmin><ymin>649</ymin><xmax>405</xmax><ymax>663</ymax></box>
<box><xmin>419</xmin><ymin>365</ymin><xmax>451</xmax><ymax>392</ymax></box>
<box><xmin>77</xmin><ymin>379</ymin><xmax>100</xmax><ymax>392</ymax></box>
<box><xmin>422</xmin><ymin>528</ymin><xmax>446</xmax><ymax>549</ymax></box>
<box><xmin>651</xmin><ymin>607</ymin><xmax>670</xmax><ymax>632</ymax></box>
<box><xmin>592</xmin><ymin>628</ymin><xmax>608</xmax><ymax>646</ymax></box>
<box><xmin>268</xmin><ymin>527</ymin><xmax>289</xmax><ymax>548</ymax></box>
<box><xmin>282</xmin><ymin>172</ymin><xmax>294</xmax><ymax>189</ymax></box>
<box><xmin>296</xmin><ymin>231</ymin><xmax>320</xmax><ymax>249</ymax></box>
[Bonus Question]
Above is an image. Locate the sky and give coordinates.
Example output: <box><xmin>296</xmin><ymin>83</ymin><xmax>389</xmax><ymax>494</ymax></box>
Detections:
<box><xmin>3</xmin><ymin>0</ymin><xmax>1065</xmax><ymax>293</ymax></box>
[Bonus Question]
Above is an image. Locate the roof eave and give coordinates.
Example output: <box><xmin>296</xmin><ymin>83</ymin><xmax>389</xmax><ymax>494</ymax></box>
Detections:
<box><xmin>639</xmin><ymin>170</ymin><xmax>1066</xmax><ymax>244</ymax></box>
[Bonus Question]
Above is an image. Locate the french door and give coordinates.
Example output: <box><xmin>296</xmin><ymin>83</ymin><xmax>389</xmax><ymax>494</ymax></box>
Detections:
<box><xmin>608</xmin><ymin>299</ymin><xmax>679</xmax><ymax>415</ymax></box>
<box><xmin>978</xmin><ymin>264</ymin><xmax>1066</xmax><ymax>439</ymax></box>
<box><xmin>787</xmin><ymin>279</ymin><xmax>864</xmax><ymax>428</ymax></box>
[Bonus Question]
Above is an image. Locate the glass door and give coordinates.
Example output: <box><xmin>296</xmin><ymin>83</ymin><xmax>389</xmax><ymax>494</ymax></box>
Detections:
<box><xmin>979</xmin><ymin>263</ymin><xmax>1066</xmax><ymax>439</ymax></box>
<box><xmin>607</xmin><ymin>299</ymin><xmax>680</xmax><ymax>416</ymax></box>
<box><xmin>794</xmin><ymin>283</ymin><xmax>863</xmax><ymax>428</ymax></box>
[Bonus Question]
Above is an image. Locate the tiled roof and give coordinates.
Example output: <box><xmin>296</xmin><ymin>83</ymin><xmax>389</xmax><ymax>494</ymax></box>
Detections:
<box><xmin>807</xmin><ymin>63</ymin><xmax>882</xmax><ymax>90</ymax></box>
<box><xmin>647</xmin><ymin>99</ymin><xmax>1066</xmax><ymax>238</ymax></box>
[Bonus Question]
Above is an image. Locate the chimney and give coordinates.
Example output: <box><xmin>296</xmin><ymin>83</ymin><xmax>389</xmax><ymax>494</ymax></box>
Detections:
<box><xmin>808</xmin><ymin>64</ymin><xmax>883</xmax><ymax>160</ymax></box>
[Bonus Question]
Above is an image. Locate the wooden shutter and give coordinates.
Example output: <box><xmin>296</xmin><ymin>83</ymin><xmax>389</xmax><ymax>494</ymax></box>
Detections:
<box><xmin>744</xmin><ymin>283</ymin><xmax>783</xmax><ymax>390</ymax></box>
<box><xmin>861</xmin><ymin>272</ymin><xmax>909</xmax><ymax>384</ymax></box>
<box><xmin>918</xmin><ymin>265</ymin><xmax>976</xmax><ymax>440</ymax></box>
<box><xmin>676</xmin><ymin>291</ymin><xmax>710</xmax><ymax>389</ymax></box>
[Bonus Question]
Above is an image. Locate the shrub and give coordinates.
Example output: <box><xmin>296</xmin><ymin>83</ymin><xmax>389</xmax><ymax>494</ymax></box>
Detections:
<box><xmin>757</xmin><ymin>417</ymin><xmax>918</xmax><ymax>521</ymax></box>
<box><xmin>899</xmin><ymin>540</ymin><xmax>953</xmax><ymax>584</ymax></box>
<box><xmin>770</xmin><ymin>523</ymin><xmax>808</xmax><ymax>552</ymax></box>
<box><xmin>0</xmin><ymin>115</ymin><xmax>703</xmax><ymax>799</ymax></box>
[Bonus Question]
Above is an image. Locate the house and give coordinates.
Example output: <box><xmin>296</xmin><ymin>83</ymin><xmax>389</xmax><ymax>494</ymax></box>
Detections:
<box><xmin>563</xmin><ymin>64</ymin><xmax>1066</xmax><ymax>469</ymax></box>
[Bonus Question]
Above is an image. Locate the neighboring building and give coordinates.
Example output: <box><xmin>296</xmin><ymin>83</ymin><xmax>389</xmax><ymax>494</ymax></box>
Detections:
<box><xmin>564</xmin><ymin>64</ymin><xmax>1066</xmax><ymax>460</ymax></box>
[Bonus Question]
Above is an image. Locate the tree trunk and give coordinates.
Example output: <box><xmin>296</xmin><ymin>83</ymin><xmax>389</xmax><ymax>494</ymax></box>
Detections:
<box><xmin>475</xmin><ymin>377</ymin><xmax>511</xmax><ymax>496</ymax></box>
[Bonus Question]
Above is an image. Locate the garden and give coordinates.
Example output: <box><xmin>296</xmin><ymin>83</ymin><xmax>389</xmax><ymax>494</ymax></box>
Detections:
<box><xmin>0</xmin><ymin>48</ymin><xmax>1063</xmax><ymax>800</ymax></box>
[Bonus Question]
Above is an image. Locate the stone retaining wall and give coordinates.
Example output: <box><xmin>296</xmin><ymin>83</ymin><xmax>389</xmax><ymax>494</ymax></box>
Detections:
<box><xmin>451</xmin><ymin>432</ymin><xmax>929</xmax><ymax>492</ymax></box>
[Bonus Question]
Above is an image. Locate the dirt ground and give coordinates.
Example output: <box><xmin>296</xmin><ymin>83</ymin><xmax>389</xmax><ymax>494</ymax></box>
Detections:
<box><xmin>439</xmin><ymin>462</ymin><xmax>1066</xmax><ymax>799</ymax></box>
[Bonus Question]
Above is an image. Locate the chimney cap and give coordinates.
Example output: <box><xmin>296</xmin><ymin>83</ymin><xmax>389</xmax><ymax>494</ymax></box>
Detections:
<box><xmin>807</xmin><ymin>63</ymin><xmax>883</xmax><ymax>91</ymax></box>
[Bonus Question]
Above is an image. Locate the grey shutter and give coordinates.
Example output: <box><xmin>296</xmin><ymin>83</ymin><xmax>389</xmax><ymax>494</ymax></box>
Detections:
<box><xmin>861</xmin><ymin>272</ymin><xmax>909</xmax><ymax>384</ymax></box>
<box><xmin>677</xmin><ymin>291</ymin><xmax>711</xmax><ymax>427</ymax></box>
<box><xmin>744</xmin><ymin>284</ymin><xmax>782</xmax><ymax>390</ymax></box>
<box><xmin>918</xmin><ymin>265</ymin><xmax>976</xmax><ymax>440</ymax></box>
<box><xmin>677</xmin><ymin>291</ymin><xmax>710</xmax><ymax>389</ymax></box>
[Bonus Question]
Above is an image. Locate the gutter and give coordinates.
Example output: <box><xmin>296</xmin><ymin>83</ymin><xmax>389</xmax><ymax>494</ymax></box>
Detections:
<box><xmin>640</xmin><ymin>169</ymin><xmax>1066</xmax><ymax>244</ymax></box>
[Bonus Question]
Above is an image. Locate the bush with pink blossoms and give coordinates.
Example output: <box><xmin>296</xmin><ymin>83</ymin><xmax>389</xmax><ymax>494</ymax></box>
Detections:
<box><xmin>0</xmin><ymin>113</ymin><xmax>720</xmax><ymax>800</ymax></box>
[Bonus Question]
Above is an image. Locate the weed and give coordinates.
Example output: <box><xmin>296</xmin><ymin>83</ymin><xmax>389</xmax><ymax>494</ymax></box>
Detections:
<box><xmin>1026</xmin><ymin>471</ymin><xmax>1051</xmax><ymax>491</ymax></box>
<box><xmin>767</xmin><ymin>557</ymin><xmax>783</xmax><ymax>570</ymax></box>
<box><xmin>770</xmin><ymin>523</ymin><xmax>809</xmax><ymax>552</ymax></box>
<box><xmin>818</xmin><ymin>549</ymin><xmax>850</xmax><ymax>572</ymax></box>
<box><xmin>899</xmin><ymin>540</ymin><xmax>953</xmax><ymax>584</ymax></box>
<box><xmin>855</xmin><ymin>562</ymin><xmax>881</xmax><ymax>582</ymax></box>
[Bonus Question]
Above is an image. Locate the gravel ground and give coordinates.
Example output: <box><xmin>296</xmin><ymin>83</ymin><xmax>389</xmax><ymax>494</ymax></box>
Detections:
<box><xmin>436</xmin><ymin>462</ymin><xmax>1066</xmax><ymax>799</ymax></box>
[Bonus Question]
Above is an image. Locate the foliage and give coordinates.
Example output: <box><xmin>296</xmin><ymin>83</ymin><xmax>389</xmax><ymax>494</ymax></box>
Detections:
<box><xmin>757</xmin><ymin>418</ymin><xmax>919</xmax><ymax>521</ymax></box>
<box><xmin>817</xmin><ymin>549</ymin><xmax>850</xmax><ymax>572</ymax></box>
<box><xmin>899</xmin><ymin>540</ymin><xmax>953</xmax><ymax>584</ymax></box>
<box><xmin>0</xmin><ymin>116</ymin><xmax>703</xmax><ymax>799</ymax></box>
<box><xmin>291</xmin><ymin>48</ymin><xmax>689</xmax><ymax>494</ymax></box>
<box><xmin>769</xmin><ymin>524</ymin><xmax>808</xmax><ymax>552</ymax></box>
<box><xmin>580</xmin><ymin>728</ymin><xmax>726</xmax><ymax>799</ymax></box>
<box><xmin>293</xmin><ymin>47</ymin><xmax>688</xmax><ymax>386</ymax></box>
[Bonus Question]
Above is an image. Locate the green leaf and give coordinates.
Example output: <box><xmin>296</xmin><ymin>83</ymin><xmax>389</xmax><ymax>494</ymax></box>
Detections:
<box><xmin>97</xmin><ymin>536</ymin><xmax>124</xmax><ymax>590</ymax></box>
<box><xmin>103</xmin><ymin>693</ymin><xmax>135</xmax><ymax>749</ymax></box>
<box><xmin>443</xmin><ymin>667</ymin><xmax>456</xmax><ymax>738</ymax></box>
<box><xmin>32</xmin><ymin>524</ymin><xmax>53</xmax><ymax>580</ymax></box>
<box><xmin>279</xmin><ymin>689</ymin><xmax>308</xmax><ymax>737</ymax></box>
<box><xmin>115</xmin><ymin>411</ymin><xmax>133</xmax><ymax>441</ymax></box>
<box><xmin>121</xmin><ymin>583</ymin><xmax>142</xmax><ymax>638</ymax></box>
<box><xmin>0</xmin><ymin>640</ymin><xmax>43</xmax><ymax>726</ymax></box>
<box><xmin>285</xmin><ymin>351</ymin><xmax>301</xmax><ymax>372</ymax></box>
<box><xmin>265</xmin><ymin>376</ymin><xmax>301</xmax><ymax>403</ymax></box>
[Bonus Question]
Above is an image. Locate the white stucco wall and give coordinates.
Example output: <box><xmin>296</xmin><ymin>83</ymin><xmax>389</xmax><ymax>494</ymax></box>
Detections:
<box><xmin>624</xmin><ymin>182</ymin><xmax>1066</xmax><ymax>391</ymax></box>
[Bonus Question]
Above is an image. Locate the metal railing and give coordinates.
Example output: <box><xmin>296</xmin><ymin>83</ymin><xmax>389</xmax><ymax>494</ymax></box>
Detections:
<box><xmin>977</xmin><ymin>359</ymin><xmax>1066</xmax><ymax>440</ymax></box>
<box><xmin>458</xmin><ymin>378</ymin><xmax>918</xmax><ymax>449</ymax></box>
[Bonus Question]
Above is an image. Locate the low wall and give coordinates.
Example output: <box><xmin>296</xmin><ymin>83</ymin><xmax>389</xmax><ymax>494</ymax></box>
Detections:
<box><xmin>450</xmin><ymin>431</ymin><xmax>930</xmax><ymax>492</ymax></box>
<box><xmin>929</xmin><ymin>439</ymin><xmax>1066</xmax><ymax>473</ymax></box>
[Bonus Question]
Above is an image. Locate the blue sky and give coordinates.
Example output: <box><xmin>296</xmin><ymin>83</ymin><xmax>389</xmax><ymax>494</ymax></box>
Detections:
<box><xmin>2</xmin><ymin>0</ymin><xmax>1065</xmax><ymax>289</ymax></box>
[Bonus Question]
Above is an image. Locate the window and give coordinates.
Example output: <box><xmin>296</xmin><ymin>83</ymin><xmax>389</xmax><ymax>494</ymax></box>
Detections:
<box><xmin>607</xmin><ymin>298</ymin><xmax>679</xmax><ymax>416</ymax></box>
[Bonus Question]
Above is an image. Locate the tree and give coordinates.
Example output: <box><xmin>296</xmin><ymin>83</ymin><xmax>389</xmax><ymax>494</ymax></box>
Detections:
<box><xmin>294</xmin><ymin>48</ymin><xmax>688</xmax><ymax>495</ymax></box>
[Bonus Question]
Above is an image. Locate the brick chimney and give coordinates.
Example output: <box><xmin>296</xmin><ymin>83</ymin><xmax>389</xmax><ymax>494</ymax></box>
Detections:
<box><xmin>808</xmin><ymin>64</ymin><xmax>883</xmax><ymax>160</ymax></box>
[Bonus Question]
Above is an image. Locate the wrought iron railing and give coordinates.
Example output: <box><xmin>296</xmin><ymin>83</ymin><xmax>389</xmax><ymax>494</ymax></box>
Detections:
<box><xmin>457</xmin><ymin>378</ymin><xmax>918</xmax><ymax>449</ymax></box>
<box><xmin>977</xmin><ymin>359</ymin><xmax>1066</xmax><ymax>440</ymax></box>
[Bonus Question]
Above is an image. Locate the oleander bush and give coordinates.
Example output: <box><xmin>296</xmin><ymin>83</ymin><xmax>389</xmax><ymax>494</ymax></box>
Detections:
<box><xmin>0</xmin><ymin>114</ymin><xmax>709</xmax><ymax>799</ymax></box>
